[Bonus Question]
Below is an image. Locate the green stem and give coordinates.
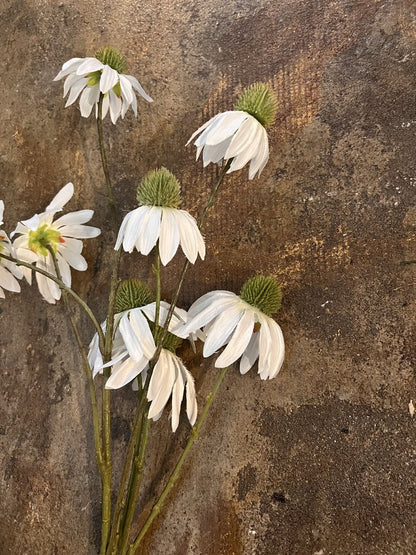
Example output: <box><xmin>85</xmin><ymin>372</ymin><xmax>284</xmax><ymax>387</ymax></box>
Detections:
<box><xmin>119</xmin><ymin>409</ymin><xmax>151</xmax><ymax>554</ymax></box>
<box><xmin>0</xmin><ymin>253</ymin><xmax>105</xmax><ymax>352</ymax></box>
<box><xmin>151</xmin><ymin>160</ymin><xmax>231</xmax><ymax>364</ymax></box>
<box><xmin>47</xmin><ymin>247</ymin><xmax>103</xmax><ymax>472</ymax></box>
<box><xmin>128</xmin><ymin>366</ymin><xmax>230</xmax><ymax>553</ymax></box>
<box><xmin>107</xmin><ymin>377</ymin><xmax>149</xmax><ymax>554</ymax></box>
<box><xmin>97</xmin><ymin>94</ymin><xmax>118</xmax><ymax>225</ymax></box>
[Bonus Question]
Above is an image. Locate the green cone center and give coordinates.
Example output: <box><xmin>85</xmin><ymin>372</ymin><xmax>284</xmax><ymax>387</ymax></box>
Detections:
<box><xmin>116</xmin><ymin>279</ymin><xmax>154</xmax><ymax>313</ymax></box>
<box><xmin>234</xmin><ymin>83</ymin><xmax>278</xmax><ymax>128</ymax></box>
<box><xmin>95</xmin><ymin>46</ymin><xmax>127</xmax><ymax>74</ymax></box>
<box><xmin>137</xmin><ymin>168</ymin><xmax>182</xmax><ymax>208</ymax></box>
<box><xmin>240</xmin><ymin>275</ymin><xmax>282</xmax><ymax>316</ymax></box>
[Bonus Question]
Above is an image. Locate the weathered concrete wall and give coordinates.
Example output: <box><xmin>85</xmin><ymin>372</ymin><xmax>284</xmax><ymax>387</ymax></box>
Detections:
<box><xmin>1</xmin><ymin>0</ymin><xmax>416</xmax><ymax>553</ymax></box>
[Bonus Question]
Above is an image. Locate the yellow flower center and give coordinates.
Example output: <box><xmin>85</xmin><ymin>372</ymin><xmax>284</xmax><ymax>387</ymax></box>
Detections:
<box><xmin>28</xmin><ymin>224</ymin><xmax>64</xmax><ymax>256</ymax></box>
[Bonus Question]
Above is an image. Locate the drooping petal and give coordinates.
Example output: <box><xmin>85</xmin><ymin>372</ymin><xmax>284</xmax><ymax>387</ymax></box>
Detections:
<box><xmin>100</xmin><ymin>65</ymin><xmax>119</xmax><ymax>94</ymax></box>
<box><xmin>65</xmin><ymin>78</ymin><xmax>88</xmax><ymax>107</ymax></box>
<box><xmin>264</xmin><ymin>317</ymin><xmax>285</xmax><ymax>379</ymax></box>
<box><xmin>129</xmin><ymin>308</ymin><xmax>156</xmax><ymax>360</ymax></box>
<box><xmin>187</xmin><ymin>290</ymin><xmax>237</xmax><ymax>319</ymax></box>
<box><xmin>258</xmin><ymin>314</ymin><xmax>272</xmax><ymax>379</ymax></box>
<box><xmin>224</xmin><ymin>116</ymin><xmax>258</xmax><ymax>158</ymax></box>
<box><xmin>159</xmin><ymin>208</ymin><xmax>180</xmax><ymax>266</ymax></box>
<box><xmin>204</xmin><ymin>111</ymin><xmax>248</xmax><ymax>146</ymax></box>
<box><xmin>228</xmin><ymin>121</ymin><xmax>263</xmax><ymax>173</ymax></box>
<box><xmin>0</xmin><ymin>265</ymin><xmax>20</xmax><ymax>293</ymax></box>
<box><xmin>122</xmin><ymin>206</ymin><xmax>149</xmax><ymax>252</ymax></box>
<box><xmin>184</xmin><ymin>366</ymin><xmax>197</xmax><ymax>425</ymax></box>
<box><xmin>76</xmin><ymin>57</ymin><xmax>104</xmax><ymax>75</ymax></box>
<box><xmin>54</xmin><ymin>58</ymin><xmax>84</xmax><ymax>81</ymax></box>
<box><xmin>119</xmin><ymin>74</ymin><xmax>134</xmax><ymax>105</ymax></box>
<box><xmin>137</xmin><ymin>207</ymin><xmax>162</xmax><ymax>255</ymax></box>
<box><xmin>239</xmin><ymin>331</ymin><xmax>260</xmax><ymax>374</ymax></box>
<box><xmin>108</xmin><ymin>90</ymin><xmax>122</xmax><ymax>124</ymax></box>
<box><xmin>186</xmin><ymin>113</ymin><xmax>218</xmax><ymax>146</ymax></box>
<box><xmin>119</xmin><ymin>313</ymin><xmax>144</xmax><ymax>362</ymax></box>
<box><xmin>63</xmin><ymin>73</ymin><xmax>85</xmax><ymax>97</ymax></box>
<box><xmin>148</xmin><ymin>350</ymin><xmax>176</xmax><ymax>419</ymax></box>
<box><xmin>105</xmin><ymin>355</ymin><xmax>148</xmax><ymax>389</ymax></box>
<box><xmin>215</xmin><ymin>309</ymin><xmax>255</xmax><ymax>367</ymax></box>
<box><xmin>182</xmin><ymin>295</ymin><xmax>240</xmax><ymax>335</ymax></box>
<box><xmin>124</xmin><ymin>74</ymin><xmax>153</xmax><ymax>103</ymax></box>
<box><xmin>248</xmin><ymin>128</ymin><xmax>269</xmax><ymax>179</ymax></box>
<box><xmin>79</xmin><ymin>87</ymin><xmax>95</xmax><ymax>117</ymax></box>
<box><xmin>58</xmin><ymin>244</ymin><xmax>87</xmax><ymax>271</ymax></box>
<box><xmin>171</xmin><ymin>358</ymin><xmax>185</xmax><ymax>432</ymax></box>
<box><xmin>203</xmin><ymin>304</ymin><xmax>243</xmax><ymax>357</ymax></box>
<box><xmin>56</xmin><ymin>252</ymin><xmax>72</xmax><ymax>286</ymax></box>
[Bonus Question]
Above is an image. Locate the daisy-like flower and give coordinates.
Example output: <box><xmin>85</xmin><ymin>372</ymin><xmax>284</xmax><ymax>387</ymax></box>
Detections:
<box><xmin>91</xmin><ymin>279</ymin><xmax>197</xmax><ymax>431</ymax></box>
<box><xmin>54</xmin><ymin>46</ymin><xmax>153</xmax><ymax>124</ymax></box>
<box><xmin>187</xmin><ymin>83</ymin><xmax>277</xmax><ymax>179</ymax></box>
<box><xmin>181</xmin><ymin>275</ymin><xmax>285</xmax><ymax>380</ymax></box>
<box><xmin>115</xmin><ymin>168</ymin><xmax>205</xmax><ymax>265</ymax></box>
<box><xmin>0</xmin><ymin>201</ymin><xmax>23</xmax><ymax>298</ymax></box>
<box><xmin>12</xmin><ymin>183</ymin><xmax>101</xmax><ymax>304</ymax></box>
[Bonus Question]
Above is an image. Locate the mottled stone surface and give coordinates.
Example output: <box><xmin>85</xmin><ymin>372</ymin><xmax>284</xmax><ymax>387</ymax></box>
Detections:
<box><xmin>1</xmin><ymin>0</ymin><xmax>416</xmax><ymax>554</ymax></box>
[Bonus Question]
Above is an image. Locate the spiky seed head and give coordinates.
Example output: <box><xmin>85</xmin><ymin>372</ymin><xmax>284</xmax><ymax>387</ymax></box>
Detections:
<box><xmin>240</xmin><ymin>275</ymin><xmax>282</xmax><ymax>316</ymax></box>
<box><xmin>136</xmin><ymin>168</ymin><xmax>182</xmax><ymax>208</ymax></box>
<box><xmin>150</xmin><ymin>323</ymin><xmax>183</xmax><ymax>353</ymax></box>
<box><xmin>95</xmin><ymin>46</ymin><xmax>127</xmax><ymax>74</ymax></box>
<box><xmin>234</xmin><ymin>83</ymin><xmax>278</xmax><ymax>128</ymax></box>
<box><xmin>115</xmin><ymin>279</ymin><xmax>154</xmax><ymax>313</ymax></box>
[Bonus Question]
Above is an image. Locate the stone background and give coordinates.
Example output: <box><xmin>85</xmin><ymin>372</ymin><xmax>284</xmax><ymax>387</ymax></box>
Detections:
<box><xmin>1</xmin><ymin>0</ymin><xmax>416</xmax><ymax>553</ymax></box>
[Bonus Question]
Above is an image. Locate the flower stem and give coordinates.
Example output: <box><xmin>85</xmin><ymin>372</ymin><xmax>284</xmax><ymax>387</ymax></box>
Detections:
<box><xmin>151</xmin><ymin>160</ymin><xmax>232</xmax><ymax>364</ymax></box>
<box><xmin>97</xmin><ymin>94</ymin><xmax>118</xmax><ymax>225</ymax></box>
<box><xmin>118</xmin><ymin>408</ymin><xmax>151</xmax><ymax>554</ymax></box>
<box><xmin>0</xmin><ymin>253</ymin><xmax>105</xmax><ymax>352</ymax></box>
<box><xmin>47</xmin><ymin>247</ymin><xmax>103</xmax><ymax>473</ymax></box>
<box><xmin>128</xmin><ymin>366</ymin><xmax>230</xmax><ymax>553</ymax></box>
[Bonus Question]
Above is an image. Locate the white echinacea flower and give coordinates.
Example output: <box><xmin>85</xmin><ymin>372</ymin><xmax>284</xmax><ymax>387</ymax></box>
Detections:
<box><xmin>187</xmin><ymin>83</ymin><xmax>277</xmax><ymax>179</ymax></box>
<box><xmin>181</xmin><ymin>276</ymin><xmax>285</xmax><ymax>380</ymax></box>
<box><xmin>91</xmin><ymin>280</ymin><xmax>197</xmax><ymax>432</ymax></box>
<box><xmin>0</xmin><ymin>201</ymin><xmax>23</xmax><ymax>298</ymax></box>
<box><xmin>54</xmin><ymin>46</ymin><xmax>153</xmax><ymax>124</ymax></box>
<box><xmin>13</xmin><ymin>183</ymin><xmax>101</xmax><ymax>304</ymax></box>
<box><xmin>115</xmin><ymin>168</ymin><xmax>205</xmax><ymax>265</ymax></box>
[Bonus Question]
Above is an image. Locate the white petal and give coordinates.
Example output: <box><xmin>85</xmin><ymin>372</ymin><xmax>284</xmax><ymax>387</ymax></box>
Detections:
<box><xmin>105</xmin><ymin>355</ymin><xmax>148</xmax><ymax>389</ymax></box>
<box><xmin>224</xmin><ymin>116</ymin><xmax>258</xmax><ymax>158</ymax></box>
<box><xmin>54</xmin><ymin>210</ymin><xmax>94</xmax><ymax>227</ymax></box>
<box><xmin>20</xmin><ymin>214</ymin><xmax>40</xmax><ymax>231</ymax></box>
<box><xmin>215</xmin><ymin>309</ymin><xmax>255</xmax><ymax>367</ymax></box>
<box><xmin>76</xmin><ymin>57</ymin><xmax>104</xmax><ymax>75</ymax></box>
<box><xmin>205</xmin><ymin>111</ymin><xmax>248</xmax><ymax>146</ymax></box>
<box><xmin>63</xmin><ymin>73</ymin><xmax>85</xmax><ymax>97</ymax></box>
<box><xmin>108</xmin><ymin>90</ymin><xmax>122</xmax><ymax>124</ymax></box>
<box><xmin>171</xmin><ymin>358</ymin><xmax>185</xmax><ymax>432</ymax></box>
<box><xmin>119</xmin><ymin>74</ymin><xmax>134</xmax><ymax>104</ymax></box>
<box><xmin>239</xmin><ymin>332</ymin><xmax>260</xmax><ymax>374</ymax></box>
<box><xmin>54</xmin><ymin>58</ymin><xmax>84</xmax><ymax>81</ymax></box>
<box><xmin>124</xmin><ymin>74</ymin><xmax>153</xmax><ymax>103</ymax></box>
<box><xmin>228</xmin><ymin>121</ymin><xmax>263</xmax><ymax>173</ymax></box>
<box><xmin>46</xmin><ymin>183</ymin><xmax>74</xmax><ymax>212</ymax></box>
<box><xmin>184</xmin><ymin>367</ymin><xmax>197</xmax><ymax>425</ymax></box>
<box><xmin>264</xmin><ymin>317</ymin><xmax>285</xmax><ymax>379</ymax></box>
<box><xmin>248</xmin><ymin>128</ymin><xmax>269</xmax><ymax>179</ymax></box>
<box><xmin>122</xmin><ymin>206</ymin><xmax>149</xmax><ymax>252</ymax></box>
<box><xmin>182</xmin><ymin>295</ymin><xmax>240</xmax><ymax>336</ymax></box>
<box><xmin>79</xmin><ymin>87</ymin><xmax>94</xmax><ymax>117</ymax></box>
<box><xmin>65</xmin><ymin>78</ymin><xmax>88</xmax><ymax>107</ymax></box>
<box><xmin>101</xmin><ymin>94</ymin><xmax>110</xmax><ymax>119</ymax></box>
<box><xmin>174</xmin><ymin>210</ymin><xmax>203</xmax><ymax>264</ymax></box>
<box><xmin>0</xmin><ymin>265</ymin><xmax>20</xmax><ymax>293</ymax></box>
<box><xmin>148</xmin><ymin>350</ymin><xmax>176</xmax><ymax>419</ymax></box>
<box><xmin>187</xmin><ymin>290</ymin><xmax>237</xmax><ymax>319</ymax></box>
<box><xmin>159</xmin><ymin>208</ymin><xmax>180</xmax><ymax>265</ymax></box>
<box><xmin>58</xmin><ymin>244</ymin><xmax>87</xmax><ymax>271</ymax></box>
<box><xmin>119</xmin><ymin>314</ymin><xmax>144</xmax><ymax>361</ymax></box>
<box><xmin>258</xmin><ymin>314</ymin><xmax>273</xmax><ymax>378</ymax></box>
<box><xmin>203</xmin><ymin>304</ymin><xmax>243</xmax><ymax>357</ymax></box>
<box><xmin>129</xmin><ymin>308</ymin><xmax>156</xmax><ymax>360</ymax></box>
<box><xmin>100</xmin><ymin>65</ymin><xmax>119</xmax><ymax>93</ymax></box>
<box><xmin>138</xmin><ymin>207</ymin><xmax>162</xmax><ymax>255</ymax></box>
<box><xmin>202</xmin><ymin>139</ymin><xmax>231</xmax><ymax>166</ymax></box>
<box><xmin>59</xmin><ymin>224</ymin><xmax>100</xmax><ymax>239</ymax></box>
<box><xmin>56</xmin><ymin>252</ymin><xmax>72</xmax><ymax>286</ymax></box>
